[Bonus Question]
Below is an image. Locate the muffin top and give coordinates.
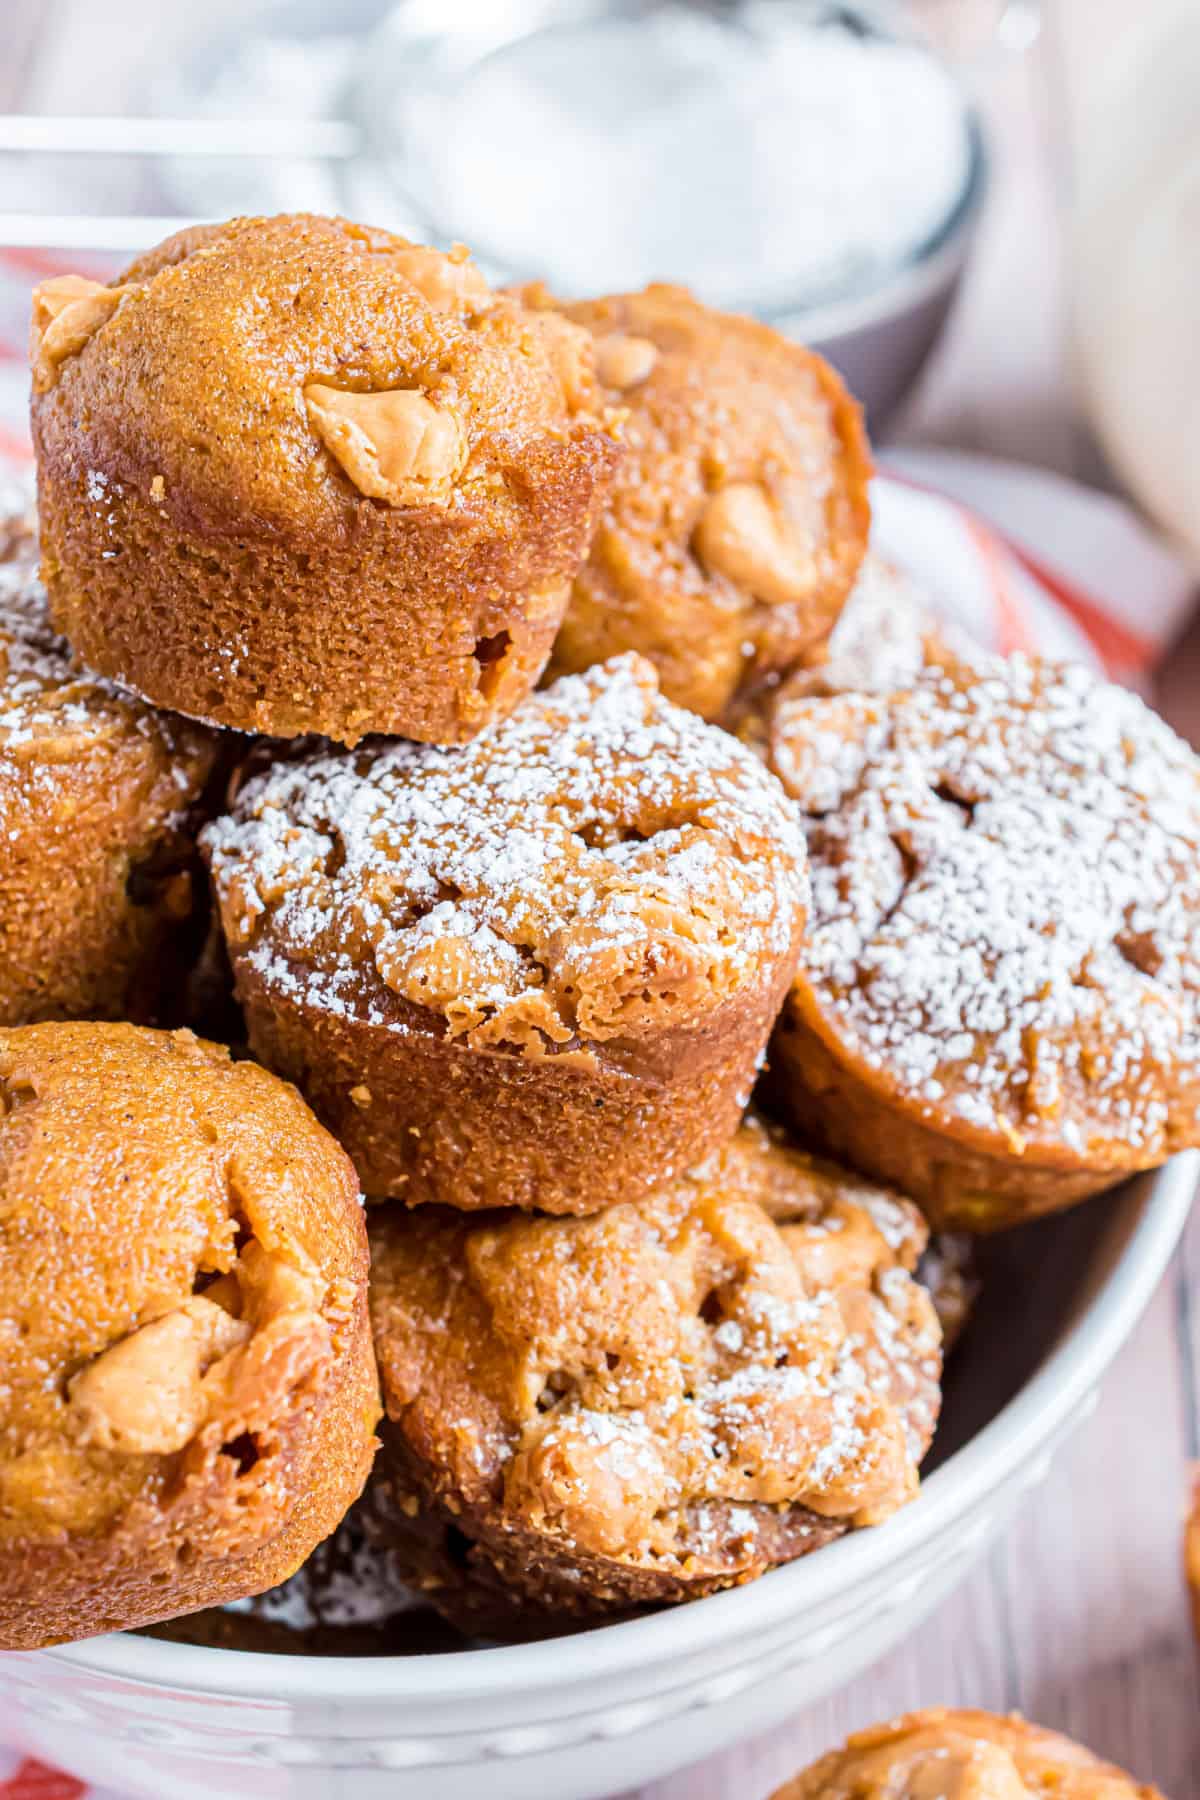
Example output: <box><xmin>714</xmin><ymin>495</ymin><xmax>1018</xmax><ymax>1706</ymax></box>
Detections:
<box><xmin>0</xmin><ymin>1022</ymin><xmax>369</xmax><ymax>1546</ymax></box>
<box><xmin>370</xmin><ymin>1114</ymin><xmax>941</xmax><ymax>1574</ymax></box>
<box><xmin>204</xmin><ymin>654</ymin><xmax>809</xmax><ymax>1054</ymax></box>
<box><xmin>735</xmin><ymin>553</ymin><xmax>957</xmax><ymax>755</ymax></box>
<box><xmin>30</xmin><ymin>213</ymin><xmax>615</xmax><ymax>537</ymax></box>
<box><xmin>0</xmin><ymin>512</ymin><xmax>213</xmax><ymax>771</ymax></box>
<box><xmin>769</xmin><ymin>650</ymin><xmax>1200</xmax><ymax>1161</ymax></box>
<box><xmin>537</xmin><ymin>281</ymin><xmax>871</xmax><ymax>718</ymax></box>
<box><xmin>776</xmin><ymin>1709</ymin><xmax>1163</xmax><ymax>1799</ymax></box>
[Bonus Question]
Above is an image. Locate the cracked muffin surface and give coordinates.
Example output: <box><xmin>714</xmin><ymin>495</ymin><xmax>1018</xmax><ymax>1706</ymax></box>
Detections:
<box><xmin>0</xmin><ymin>507</ymin><xmax>220</xmax><ymax>1026</ymax></box>
<box><xmin>367</xmin><ymin>1114</ymin><xmax>942</xmax><ymax>1628</ymax></box>
<box><xmin>31</xmin><ymin>212</ymin><xmax>622</xmax><ymax>744</ymax></box>
<box><xmin>529</xmin><ymin>281</ymin><xmax>871</xmax><ymax>721</ymax></box>
<box><xmin>204</xmin><ymin>654</ymin><xmax>809</xmax><ymax>1213</ymax></box>
<box><xmin>0</xmin><ymin>1021</ymin><xmax>379</xmax><ymax>1649</ymax></box>
<box><xmin>764</xmin><ymin>649</ymin><xmax>1200</xmax><ymax>1229</ymax></box>
<box><xmin>775</xmin><ymin>1708</ymin><xmax>1163</xmax><ymax>1799</ymax></box>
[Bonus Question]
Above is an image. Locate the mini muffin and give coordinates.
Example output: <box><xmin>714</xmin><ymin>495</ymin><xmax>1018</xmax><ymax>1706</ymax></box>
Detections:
<box><xmin>31</xmin><ymin>213</ymin><xmax>622</xmax><ymax>745</ymax></box>
<box><xmin>762</xmin><ymin>650</ymin><xmax>1200</xmax><ymax>1230</ymax></box>
<box><xmin>0</xmin><ymin>514</ymin><xmax>220</xmax><ymax>1026</ymax></box>
<box><xmin>0</xmin><ymin>1022</ymin><xmax>379</xmax><ymax>1650</ymax></box>
<box><xmin>204</xmin><ymin>654</ymin><xmax>809</xmax><ymax>1214</ymax></box>
<box><xmin>526</xmin><ymin>281</ymin><xmax>870</xmax><ymax>722</ymax></box>
<box><xmin>367</xmin><ymin>1115</ymin><xmax>942</xmax><ymax>1629</ymax></box>
<box><xmin>775</xmin><ymin>1709</ymin><xmax>1163</xmax><ymax>1799</ymax></box>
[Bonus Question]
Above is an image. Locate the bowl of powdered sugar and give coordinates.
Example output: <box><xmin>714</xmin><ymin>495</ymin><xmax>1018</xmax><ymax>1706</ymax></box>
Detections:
<box><xmin>152</xmin><ymin>0</ymin><xmax>987</xmax><ymax>424</ymax></box>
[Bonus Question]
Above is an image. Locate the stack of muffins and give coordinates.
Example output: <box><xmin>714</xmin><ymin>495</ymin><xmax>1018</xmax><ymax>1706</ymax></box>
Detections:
<box><xmin>2</xmin><ymin>214</ymin><xmax>1199</xmax><ymax>1735</ymax></box>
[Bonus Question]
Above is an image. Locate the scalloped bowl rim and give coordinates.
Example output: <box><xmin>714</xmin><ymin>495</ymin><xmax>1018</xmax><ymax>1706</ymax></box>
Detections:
<box><xmin>40</xmin><ymin>1151</ymin><xmax>1197</xmax><ymax>1703</ymax></box>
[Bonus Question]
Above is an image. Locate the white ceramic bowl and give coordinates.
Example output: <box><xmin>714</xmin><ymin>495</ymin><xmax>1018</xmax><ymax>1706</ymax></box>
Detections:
<box><xmin>0</xmin><ymin>1155</ymin><xmax>1193</xmax><ymax>1800</ymax></box>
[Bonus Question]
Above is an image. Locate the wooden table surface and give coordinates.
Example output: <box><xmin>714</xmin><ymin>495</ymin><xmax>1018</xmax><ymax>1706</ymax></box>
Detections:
<box><xmin>3</xmin><ymin>4</ymin><xmax>1199</xmax><ymax>1795</ymax></box>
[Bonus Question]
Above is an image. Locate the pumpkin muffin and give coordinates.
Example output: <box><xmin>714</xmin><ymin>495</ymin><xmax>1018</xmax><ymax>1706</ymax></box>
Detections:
<box><xmin>0</xmin><ymin>511</ymin><xmax>220</xmax><ymax>1027</ymax></box>
<box><xmin>0</xmin><ymin>1022</ymin><xmax>379</xmax><ymax>1650</ymax></box>
<box><xmin>203</xmin><ymin>654</ymin><xmax>809</xmax><ymax>1215</ymax></box>
<box><xmin>775</xmin><ymin>1709</ymin><xmax>1163</xmax><ymax>1799</ymax></box>
<box><xmin>367</xmin><ymin>1115</ymin><xmax>942</xmax><ymax>1629</ymax></box>
<box><xmin>526</xmin><ymin>281</ymin><xmax>871</xmax><ymax>722</ymax></box>
<box><xmin>762</xmin><ymin>649</ymin><xmax>1200</xmax><ymax>1230</ymax></box>
<box><xmin>31</xmin><ymin>213</ymin><xmax>622</xmax><ymax>745</ymax></box>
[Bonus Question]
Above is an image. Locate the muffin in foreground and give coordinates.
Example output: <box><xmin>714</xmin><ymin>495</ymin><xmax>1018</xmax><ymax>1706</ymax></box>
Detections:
<box><xmin>367</xmin><ymin>1115</ymin><xmax>942</xmax><ymax>1630</ymax></box>
<box><xmin>0</xmin><ymin>509</ymin><xmax>220</xmax><ymax>1026</ymax></box>
<box><xmin>530</xmin><ymin>281</ymin><xmax>871</xmax><ymax>721</ymax></box>
<box><xmin>773</xmin><ymin>1708</ymin><xmax>1163</xmax><ymax>1798</ymax></box>
<box><xmin>763</xmin><ymin>649</ymin><xmax>1200</xmax><ymax>1230</ymax></box>
<box><xmin>31</xmin><ymin>213</ymin><xmax>621</xmax><ymax>745</ymax></box>
<box><xmin>0</xmin><ymin>1022</ymin><xmax>379</xmax><ymax>1650</ymax></box>
<box><xmin>204</xmin><ymin>654</ymin><xmax>809</xmax><ymax>1215</ymax></box>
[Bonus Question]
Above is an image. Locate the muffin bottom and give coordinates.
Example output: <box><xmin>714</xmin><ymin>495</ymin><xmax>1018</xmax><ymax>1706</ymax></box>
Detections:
<box><xmin>237</xmin><ymin>952</ymin><xmax>797</xmax><ymax>1214</ymax></box>
<box><xmin>767</xmin><ymin>997</ymin><xmax>1173</xmax><ymax>1233</ymax></box>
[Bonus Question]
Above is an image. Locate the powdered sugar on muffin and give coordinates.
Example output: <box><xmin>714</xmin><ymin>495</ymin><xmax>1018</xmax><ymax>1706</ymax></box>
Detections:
<box><xmin>776</xmin><ymin>650</ymin><xmax>1200</xmax><ymax>1156</ymax></box>
<box><xmin>206</xmin><ymin>653</ymin><xmax>809</xmax><ymax>1053</ymax></box>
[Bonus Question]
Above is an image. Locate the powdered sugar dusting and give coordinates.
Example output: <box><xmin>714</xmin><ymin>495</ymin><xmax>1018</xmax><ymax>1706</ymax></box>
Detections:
<box><xmin>777</xmin><ymin>650</ymin><xmax>1200</xmax><ymax>1152</ymax></box>
<box><xmin>385</xmin><ymin>1119</ymin><xmax>941</xmax><ymax>1578</ymax></box>
<box><xmin>205</xmin><ymin>653</ymin><xmax>809</xmax><ymax>1049</ymax></box>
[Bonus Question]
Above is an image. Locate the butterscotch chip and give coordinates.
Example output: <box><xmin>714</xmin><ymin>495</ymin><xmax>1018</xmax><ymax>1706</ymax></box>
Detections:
<box><xmin>775</xmin><ymin>1709</ymin><xmax>1163</xmax><ymax>1798</ymax></box>
<box><xmin>0</xmin><ymin>1022</ymin><xmax>379</xmax><ymax>1651</ymax></box>
<box><xmin>203</xmin><ymin>655</ymin><xmax>809</xmax><ymax>1214</ymax></box>
<box><xmin>762</xmin><ymin>649</ymin><xmax>1200</xmax><ymax>1230</ymax></box>
<box><xmin>526</xmin><ymin>281</ymin><xmax>871</xmax><ymax>721</ymax></box>
<box><xmin>31</xmin><ymin>213</ymin><xmax>622</xmax><ymax>745</ymax></box>
<box><xmin>0</xmin><ymin>510</ymin><xmax>221</xmax><ymax>1027</ymax></box>
<box><xmin>29</xmin><ymin>275</ymin><xmax>128</xmax><ymax>394</ymax></box>
<box><xmin>368</xmin><ymin>1115</ymin><xmax>942</xmax><ymax>1629</ymax></box>
<box><xmin>302</xmin><ymin>385</ymin><xmax>467</xmax><ymax>507</ymax></box>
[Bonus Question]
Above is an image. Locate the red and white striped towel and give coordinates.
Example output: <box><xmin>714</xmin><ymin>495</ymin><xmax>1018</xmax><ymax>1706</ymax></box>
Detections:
<box><xmin>0</xmin><ymin>250</ymin><xmax>1196</xmax><ymax>1800</ymax></box>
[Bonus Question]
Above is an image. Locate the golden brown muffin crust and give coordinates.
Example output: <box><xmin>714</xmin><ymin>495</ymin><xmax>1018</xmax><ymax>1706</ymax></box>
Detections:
<box><xmin>533</xmin><ymin>282</ymin><xmax>871</xmax><ymax>721</ymax></box>
<box><xmin>775</xmin><ymin>1708</ymin><xmax>1164</xmax><ymax>1798</ymax></box>
<box><xmin>32</xmin><ymin>213</ymin><xmax>622</xmax><ymax>743</ymax></box>
<box><xmin>369</xmin><ymin>1116</ymin><xmax>941</xmax><ymax>1625</ymax></box>
<box><xmin>0</xmin><ymin>1022</ymin><xmax>379</xmax><ymax>1649</ymax></box>
<box><xmin>205</xmin><ymin>654</ymin><xmax>809</xmax><ymax>1212</ymax></box>
<box><xmin>0</xmin><ymin>517</ymin><xmax>220</xmax><ymax>1026</ymax></box>
<box><xmin>764</xmin><ymin>650</ymin><xmax>1200</xmax><ymax>1229</ymax></box>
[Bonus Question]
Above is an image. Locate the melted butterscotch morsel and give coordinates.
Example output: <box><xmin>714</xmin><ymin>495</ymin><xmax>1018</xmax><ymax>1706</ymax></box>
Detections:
<box><xmin>774</xmin><ymin>1709</ymin><xmax>1164</xmax><ymax>1799</ymax></box>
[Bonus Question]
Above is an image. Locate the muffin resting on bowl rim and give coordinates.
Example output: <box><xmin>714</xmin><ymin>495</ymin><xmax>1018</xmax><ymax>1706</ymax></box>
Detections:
<box><xmin>30</xmin><ymin>212</ymin><xmax>622</xmax><ymax>745</ymax></box>
<box><xmin>526</xmin><ymin>281</ymin><xmax>871</xmax><ymax>723</ymax></box>
<box><xmin>0</xmin><ymin>508</ymin><xmax>220</xmax><ymax>1027</ymax></box>
<box><xmin>203</xmin><ymin>653</ymin><xmax>810</xmax><ymax>1215</ymax></box>
<box><xmin>773</xmin><ymin>1708</ymin><xmax>1163</xmax><ymax>1798</ymax></box>
<box><xmin>761</xmin><ymin>648</ymin><xmax>1200</xmax><ymax>1231</ymax></box>
<box><xmin>366</xmin><ymin>1114</ymin><xmax>942</xmax><ymax>1630</ymax></box>
<box><xmin>0</xmin><ymin>1021</ymin><xmax>379</xmax><ymax>1651</ymax></box>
